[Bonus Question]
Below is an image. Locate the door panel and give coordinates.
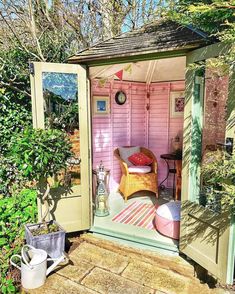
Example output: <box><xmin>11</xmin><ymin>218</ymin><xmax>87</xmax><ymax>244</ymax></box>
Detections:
<box><xmin>181</xmin><ymin>202</ymin><xmax>230</xmax><ymax>282</ymax></box>
<box><xmin>30</xmin><ymin>62</ymin><xmax>91</xmax><ymax>232</ymax></box>
<box><xmin>180</xmin><ymin>60</ymin><xmax>234</xmax><ymax>284</ymax></box>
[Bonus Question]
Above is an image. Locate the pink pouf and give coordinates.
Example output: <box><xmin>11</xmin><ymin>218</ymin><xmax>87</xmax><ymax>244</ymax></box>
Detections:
<box><xmin>154</xmin><ymin>201</ymin><xmax>181</xmax><ymax>240</ymax></box>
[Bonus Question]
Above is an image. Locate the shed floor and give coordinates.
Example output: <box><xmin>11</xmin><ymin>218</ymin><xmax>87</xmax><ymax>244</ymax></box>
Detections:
<box><xmin>25</xmin><ymin>234</ymin><xmax>227</xmax><ymax>294</ymax></box>
<box><xmin>91</xmin><ymin>189</ymin><xmax>178</xmax><ymax>254</ymax></box>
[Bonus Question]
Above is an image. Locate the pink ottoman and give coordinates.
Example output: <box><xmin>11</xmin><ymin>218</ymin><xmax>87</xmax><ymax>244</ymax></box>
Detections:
<box><xmin>154</xmin><ymin>201</ymin><xmax>181</xmax><ymax>240</ymax></box>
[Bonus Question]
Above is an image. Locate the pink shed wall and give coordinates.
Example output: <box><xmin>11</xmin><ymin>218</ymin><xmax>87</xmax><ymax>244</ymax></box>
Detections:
<box><xmin>91</xmin><ymin>79</ymin><xmax>185</xmax><ymax>192</ymax></box>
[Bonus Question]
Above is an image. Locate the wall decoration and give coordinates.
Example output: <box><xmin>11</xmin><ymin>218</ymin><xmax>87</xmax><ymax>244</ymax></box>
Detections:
<box><xmin>93</xmin><ymin>96</ymin><xmax>110</xmax><ymax>115</ymax></box>
<box><xmin>170</xmin><ymin>91</ymin><xmax>185</xmax><ymax>117</ymax></box>
<box><xmin>115</xmin><ymin>91</ymin><xmax>127</xmax><ymax>105</ymax></box>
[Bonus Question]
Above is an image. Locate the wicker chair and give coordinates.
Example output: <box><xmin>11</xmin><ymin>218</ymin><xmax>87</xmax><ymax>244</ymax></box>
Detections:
<box><xmin>114</xmin><ymin>147</ymin><xmax>158</xmax><ymax>202</ymax></box>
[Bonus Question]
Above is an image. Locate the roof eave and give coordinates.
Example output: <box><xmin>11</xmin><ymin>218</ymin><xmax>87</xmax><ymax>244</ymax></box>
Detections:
<box><xmin>68</xmin><ymin>42</ymin><xmax>209</xmax><ymax>66</ymax></box>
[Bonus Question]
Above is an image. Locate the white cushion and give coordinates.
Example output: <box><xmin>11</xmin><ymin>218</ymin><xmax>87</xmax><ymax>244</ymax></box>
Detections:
<box><xmin>118</xmin><ymin>146</ymin><xmax>140</xmax><ymax>167</ymax></box>
<box><xmin>128</xmin><ymin>165</ymin><xmax>151</xmax><ymax>174</ymax></box>
<box><xmin>156</xmin><ymin>201</ymin><xmax>181</xmax><ymax>221</ymax></box>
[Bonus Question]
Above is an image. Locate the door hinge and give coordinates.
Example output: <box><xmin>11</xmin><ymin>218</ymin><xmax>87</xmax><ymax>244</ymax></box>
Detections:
<box><xmin>29</xmin><ymin>62</ymin><xmax>35</xmax><ymax>76</ymax></box>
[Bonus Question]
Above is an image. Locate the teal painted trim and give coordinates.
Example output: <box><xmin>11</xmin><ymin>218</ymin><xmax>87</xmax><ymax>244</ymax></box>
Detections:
<box><xmin>69</xmin><ymin>49</ymin><xmax>189</xmax><ymax>67</ymax></box>
<box><xmin>226</xmin><ymin>215</ymin><xmax>235</xmax><ymax>284</ymax></box>
<box><xmin>90</xmin><ymin>225</ymin><xmax>179</xmax><ymax>254</ymax></box>
<box><xmin>189</xmin><ymin>71</ymin><xmax>205</xmax><ymax>202</ymax></box>
<box><xmin>187</xmin><ymin>42</ymin><xmax>231</xmax><ymax>65</ymax></box>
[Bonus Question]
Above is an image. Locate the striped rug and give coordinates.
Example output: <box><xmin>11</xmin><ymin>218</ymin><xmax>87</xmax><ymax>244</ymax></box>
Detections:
<box><xmin>112</xmin><ymin>201</ymin><xmax>157</xmax><ymax>230</ymax></box>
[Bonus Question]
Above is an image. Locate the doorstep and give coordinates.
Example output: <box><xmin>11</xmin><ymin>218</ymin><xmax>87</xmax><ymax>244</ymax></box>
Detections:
<box><xmin>90</xmin><ymin>225</ymin><xmax>179</xmax><ymax>255</ymax></box>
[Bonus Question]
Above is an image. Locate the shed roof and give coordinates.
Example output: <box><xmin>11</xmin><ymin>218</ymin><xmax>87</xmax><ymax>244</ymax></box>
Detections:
<box><xmin>68</xmin><ymin>20</ymin><xmax>214</xmax><ymax>65</ymax></box>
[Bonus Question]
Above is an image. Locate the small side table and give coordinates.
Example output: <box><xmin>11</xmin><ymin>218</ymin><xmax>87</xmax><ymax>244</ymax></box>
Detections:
<box><xmin>159</xmin><ymin>153</ymin><xmax>182</xmax><ymax>199</ymax></box>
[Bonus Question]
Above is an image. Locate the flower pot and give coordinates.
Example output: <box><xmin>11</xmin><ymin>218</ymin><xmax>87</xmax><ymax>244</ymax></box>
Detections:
<box><xmin>25</xmin><ymin>221</ymin><xmax>65</xmax><ymax>258</ymax></box>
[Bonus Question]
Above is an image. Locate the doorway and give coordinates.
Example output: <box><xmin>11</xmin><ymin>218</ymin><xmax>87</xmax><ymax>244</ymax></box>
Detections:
<box><xmin>89</xmin><ymin>57</ymin><xmax>186</xmax><ymax>253</ymax></box>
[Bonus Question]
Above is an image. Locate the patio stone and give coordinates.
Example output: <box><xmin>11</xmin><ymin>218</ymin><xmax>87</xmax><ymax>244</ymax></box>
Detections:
<box><xmin>70</xmin><ymin>242</ymin><xmax>129</xmax><ymax>274</ymax></box>
<box><xmin>80</xmin><ymin>233</ymin><xmax>195</xmax><ymax>278</ymax></box>
<box><xmin>55</xmin><ymin>260</ymin><xmax>94</xmax><ymax>283</ymax></box>
<box><xmin>81</xmin><ymin>267</ymin><xmax>154</xmax><ymax>294</ymax></box>
<box><xmin>23</xmin><ymin>235</ymin><xmax>227</xmax><ymax>294</ymax></box>
<box><xmin>24</xmin><ymin>274</ymin><xmax>96</xmax><ymax>294</ymax></box>
<box><xmin>122</xmin><ymin>260</ymin><xmax>211</xmax><ymax>294</ymax></box>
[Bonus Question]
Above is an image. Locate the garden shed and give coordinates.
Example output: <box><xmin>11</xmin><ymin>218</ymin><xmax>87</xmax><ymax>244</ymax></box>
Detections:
<box><xmin>30</xmin><ymin>20</ymin><xmax>235</xmax><ymax>284</ymax></box>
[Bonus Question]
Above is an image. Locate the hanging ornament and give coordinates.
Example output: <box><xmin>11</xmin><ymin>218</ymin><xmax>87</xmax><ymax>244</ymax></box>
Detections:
<box><xmin>98</xmin><ymin>78</ymin><xmax>107</xmax><ymax>87</ymax></box>
<box><xmin>124</xmin><ymin>64</ymin><xmax>132</xmax><ymax>74</ymax></box>
<box><xmin>115</xmin><ymin>70</ymin><xmax>123</xmax><ymax>80</ymax></box>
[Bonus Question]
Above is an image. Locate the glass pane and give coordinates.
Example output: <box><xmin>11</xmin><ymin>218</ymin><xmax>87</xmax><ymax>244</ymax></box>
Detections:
<box><xmin>42</xmin><ymin>72</ymin><xmax>80</xmax><ymax>187</ymax></box>
<box><xmin>200</xmin><ymin>62</ymin><xmax>230</xmax><ymax>212</ymax></box>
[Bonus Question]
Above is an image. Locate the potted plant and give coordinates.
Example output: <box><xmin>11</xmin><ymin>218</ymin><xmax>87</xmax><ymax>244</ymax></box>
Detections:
<box><xmin>10</xmin><ymin>127</ymin><xmax>73</xmax><ymax>258</ymax></box>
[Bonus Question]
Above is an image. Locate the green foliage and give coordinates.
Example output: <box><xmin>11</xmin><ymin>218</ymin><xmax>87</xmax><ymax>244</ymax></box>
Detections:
<box><xmin>201</xmin><ymin>151</ymin><xmax>235</xmax><ymax>211</ymax></box>
<box><xmin>0</xmin><ymin>189</ymin><xmax>37</xmax><ymax>294</ymax></box>
<box><xmin>0</xmin><ymin>48</ymin><xmax>32</xmax><ymax>98</ymax></box>
<box><xmin>10</xmin><ymin>128</ymin><xmax>73</xmax><ymax>182</ymax></box>
<box><xmin>0</xmin><ymin>157</ymin><xmax>25</xmax><ymax>197</ymax></box>
<box><xmin>0</xmin><ymin>90</ymin><xmax>31</xmax><ymax>155</ymax></box>
<box><xmin>167</xmin><ymin>1</ymin><xmax>235</xmax><ymax>69</ymax></box>
<box><xmin>170</xmin><ymin>0</ymin><xmax>235</xmax><ymax>34</ymax></box>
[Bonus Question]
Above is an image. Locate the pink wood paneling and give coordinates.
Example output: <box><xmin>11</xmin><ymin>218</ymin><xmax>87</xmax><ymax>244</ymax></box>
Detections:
<box><xmin>91</xmin><ymin>79</ymin><xmax>185</xmax><ymax>192</ymax></box>
<box><xmin>149</xmin><ymin>83</ymin><xmax>170</xmax><ymax>186</ymax></box>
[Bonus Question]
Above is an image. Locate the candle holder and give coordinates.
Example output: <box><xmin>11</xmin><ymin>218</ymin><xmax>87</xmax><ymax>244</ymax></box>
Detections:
<box><xmin>94</xmin><ymin>161</ymin><xmax>110</xmax><ymax>217</ymax></box>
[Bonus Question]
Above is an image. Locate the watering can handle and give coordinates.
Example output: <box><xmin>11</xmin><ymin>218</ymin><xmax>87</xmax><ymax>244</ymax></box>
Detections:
<box><xmin>21</xmin><ymin>244</ymin><xmax>35</xmax><ymax>269</ymax></box>
<box><xmin>10</xmin><ymin>255</ymin><xmax>21</xmax><ymax>271</ymax></box>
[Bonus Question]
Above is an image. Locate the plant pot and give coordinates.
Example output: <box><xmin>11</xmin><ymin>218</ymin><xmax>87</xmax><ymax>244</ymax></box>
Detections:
<box><xmin>25</xmin><ymin>221</ymin><xmax>65</xmax><ymax>258</ymax></box>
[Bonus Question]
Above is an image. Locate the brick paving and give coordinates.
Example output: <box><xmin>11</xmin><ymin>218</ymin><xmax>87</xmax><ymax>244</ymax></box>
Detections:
<box><xmin>25</xmin><ymin>234</ymin><xmax>230</xmax><ymax>294</ymax></box>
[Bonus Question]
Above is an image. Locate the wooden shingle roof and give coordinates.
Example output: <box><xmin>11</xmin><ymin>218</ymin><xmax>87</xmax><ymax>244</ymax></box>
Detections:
<box><xmin>68</xmin><ymin>20</ymin><xmax>214</xmax><ymax>64</ymax></box>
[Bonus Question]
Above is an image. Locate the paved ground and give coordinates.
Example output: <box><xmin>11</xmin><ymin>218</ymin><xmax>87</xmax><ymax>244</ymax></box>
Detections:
<box><xmin>25</xmin><ymin>234</ymin><xmax>231</xmax><ymax>294</ymax></box>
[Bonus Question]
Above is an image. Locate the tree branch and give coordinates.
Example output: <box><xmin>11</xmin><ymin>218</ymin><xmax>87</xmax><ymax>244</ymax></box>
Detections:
<box><xmin>0</xmin><ymin>81</ymin><xmax>31</xmax><ymax>98</ymax></box>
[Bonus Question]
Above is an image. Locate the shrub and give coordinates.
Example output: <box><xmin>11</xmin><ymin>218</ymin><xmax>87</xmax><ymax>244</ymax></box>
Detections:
<box><xmin>0</xmin><ymin>189</ymin><xmax>37</xmax><ymax>293</ymax></box>
<box><xmin>201</xmin><ymin>151</ymin><xmax>235</xmax><ymax>212</ymax></box>
<box><xmin>10</xmin><ymin>127</ymin><xmax>73</xmax><ymax>224</ymax></box>
<box><xmin>10</xmin><ymin>127</ymin><xmax>73</xmax><ymax>181</ymax></box>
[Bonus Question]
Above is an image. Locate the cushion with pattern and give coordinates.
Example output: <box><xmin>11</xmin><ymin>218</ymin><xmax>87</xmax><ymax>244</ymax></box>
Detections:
<box><xmin>128</xmin><ymin>152</ymin><xmax>153</xmax><ymax>166</ymax></box>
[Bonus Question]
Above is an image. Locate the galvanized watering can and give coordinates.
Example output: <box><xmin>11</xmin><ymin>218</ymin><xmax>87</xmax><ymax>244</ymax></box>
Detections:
<box><xmin>10</xmin><ymin>245</ymin><xmax>65</xmax><ymax>289</ymax></box>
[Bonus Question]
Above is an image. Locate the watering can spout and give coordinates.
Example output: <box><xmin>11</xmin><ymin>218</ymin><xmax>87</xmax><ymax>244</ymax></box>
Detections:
<box><xmin>46</xmin><ymin>254</ymin><xmax>66</xmax><ymax>276</ymax></box>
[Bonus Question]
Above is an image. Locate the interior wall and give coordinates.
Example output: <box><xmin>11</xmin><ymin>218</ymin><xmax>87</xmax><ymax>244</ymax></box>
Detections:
<box><xmin>91</xmin><ymin>79</ymin><xmax>185</xmax><ymax>191</ymax></box>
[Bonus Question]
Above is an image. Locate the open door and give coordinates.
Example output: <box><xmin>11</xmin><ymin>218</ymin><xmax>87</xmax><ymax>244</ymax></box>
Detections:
<box><xmin>30</xmin><ymin>62</ymin><xmax>92</xmax><ymax>233</ymax></box>
<box><xmin>180</xmin><ymin>44</ymin><xmax>235</xmax><ymax>284</ymax></box>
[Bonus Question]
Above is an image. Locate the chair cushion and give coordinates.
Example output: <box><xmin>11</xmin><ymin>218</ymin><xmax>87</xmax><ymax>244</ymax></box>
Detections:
<box><xmin>128</xmin><ymin>165</ymin><xmax>151</xmax><ymax>174</ymax></box>
<box><xmin>118</xmin><ymin>146</ymin><xmax>140</xmax><ymax>167</ymax></box>
<box><xmin>128</xmin><ymin>152</ymin><xmax>153</xmax><ymax>166</ymax></box>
